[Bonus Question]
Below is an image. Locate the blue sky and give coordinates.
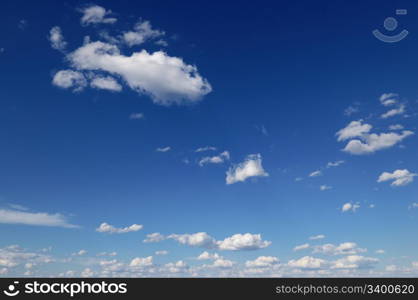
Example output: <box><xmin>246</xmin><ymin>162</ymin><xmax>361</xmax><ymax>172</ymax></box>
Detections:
<box><xmin>1</xmin><ymin>0</ymin><xmax>418</xmax><ymax>277</ymax></box>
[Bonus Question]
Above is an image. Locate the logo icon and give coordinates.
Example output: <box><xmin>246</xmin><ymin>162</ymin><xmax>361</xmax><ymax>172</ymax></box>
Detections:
<box><xmin>373</xmin><ymin>9</ymin><xmax>408</xmax><ymax>43</ymax></box>
<box><xmin>3</xmin><ymin>281</ymin><xmax>20</xmax><ymax>297</ymax></box>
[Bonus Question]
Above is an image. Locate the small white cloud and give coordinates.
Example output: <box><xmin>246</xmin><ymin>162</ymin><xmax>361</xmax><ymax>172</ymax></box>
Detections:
<box><xmin>168</xmin><ymin>232</ymin><xmax>216</xmax><ymax>248</ymax></box>
<box><xmin>344</xmin><ymin>105</ymin><xmax>359</xmax><ymax>116</ymax></box>
<box><xmin>245</xmin><ymin>256</ymin><xmax>279</xmax><ymax>268</ymax></box>
<box><xmin>72</xmin><ymin>249</ymin><xmax>87</xmax><ymax>256</ymax></box>
<box><xmin>81</xmin><ymin>268</ymin><xmax>94</xmax><ymax>277</ymax></box>
<box><xmin>409</xmin><ymin>203</ymin><xmax>418</xmax><ymax>209</ymax></box>
<box><xmin>309</xmin><ymin>170</ymin><xmax>322</xmax><ymax>177</ymax></box>
<box><xmin>336</xmin><ymin>120</ymin><xmax>372</xmax><ymax>141</ymax></box>
<box><xmin>389</xmin><ymin>124</ymin><xmax>404</xmax><ymax>130</ymax></box>
<box><xmin>226</xmin><ymin>154</ymin><xmax>268</xmax><ymax>184</ymax></box>
<box><xmin>143</xmin><ymin>232</ymin><xmax>165</xmax><ymax>243</ymax></box>
<box><xmin>122</xmin><ymin>20</ymin><xmax>164</xmax><ymax>47</ymax></box>
<box><xmin>216</xmin><ymin>233</ymin><xmax>271</xmax><ymax>251</ymax></box>
<box><xmin>130</xmin><ymin>256</ymin><xmax>153</xmax><ymax>267</ymax></box>
<box><xmin>129</xmin><ymin>113</ymin><xmax>144</xmax><ymax>120</ymax></box>
<box><xmin>90</xmin><ymin>76</ymin><xmax>122</xmax><ymax>91</ymax></box>
<box><xmin>79</xmin><ymin>5</ymin><xmax>117</xmax><ymax>26</ymax></box>
<box><xmin>195</xmin><ymin>146</ymin><xmax>217</xmax><ymax>152</ymax></box>
<box><xmin>18</xmin><ymin>19</ymin><xmax>28</xmax><ymax>30</ymax></box>
<box><xmin>211</xmin><ymin>258</ymin><xmax>234</xmax><ymax>268</ymax></box>
<box><xmin>156</xmin><ymin>146</ymin><xmax>171</xmax><ymax>152</ymax></box>
<box><xmin>288</xmin><ymin>256</ymin><xmax>328</xmax><ymax>269</ymax></box>
<box><xmin>320</xmin><ymin>185</ymin><xmax>332</xmax><ymax>191</ymax></box>
<box><xmin>293</xmin><ymin>243</ymin><xmax>310</xmax><ymax>251</ymax></box>
<box><xmin>326</xmin><ymin>160</ymin><xmax>345</xmax><ymax>168</ymax></box>
<box><xmin>379</xmin><ymin>93</ymin><xmax>398</xmax><ymax>107</ymax></box>
<box><xmin>381</xmin><ymin>104</ymin><xmax>405</xmax><ymax>119</ymax></box>
<box><xmin>199</xmin><ymin>151</ymin><xmax>230</xmax><ymax>166</ymax></box>
<box><xmin>341</xmin><ymin>203</ymin><xmax>360</xmax><ymax>213</ymax></box>
<box><xmin>197</xmin><ymin>251</ymin><xmax>221</xmax><ymax>260</ymax></box>
<box><xmin>96</xmin><ymin>222</ymin><xmax>143</xmax><ymax>234</ymax></box>
<box><xmin>312</xmin><ymin>242</ymin><xmax>366</xmax><ymax>256</ymax></box>
<box><xmin>295</xmin><ymin>177</ymin><xmax>303</xmax><ymax>182</ymax></box>
<box><xmin>375</xmin><ymin>249</ymin><xmax>385</xmax><ymax>254</ymax></box>
<box><xmin>52</xmin><ymin>70</ymin><xmax>87</xmax><ymax>92</ymax></box>
<box><xmin>0</xmin><ymin>209</ymin><xmax>77</xmax><ymax>228</ymax></box>
<box><xmin>155</xmin><ymin>250</ymin><xmax>168</xmax><ymax>256</ymax></box>
<box><xmin>377</xmin><ymin>169</ymin><xmax>417</xmax><ymax>186</ymax></box>
<box><xmin>49</xmin><ymin>26</ymin><xmax>67</xmax><ymax>52</ymax></box>
<box><xmin>331</xmin><ymin>255</ymin><xmax>378</xmax><ymax>269</ymax></box>
<box><xmin>309</xmin><ymin>234</ymin><xmax>325</xmax><ymax>240</ymax></box>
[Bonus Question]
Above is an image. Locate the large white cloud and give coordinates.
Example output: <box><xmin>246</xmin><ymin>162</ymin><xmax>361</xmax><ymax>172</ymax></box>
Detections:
<box><xmin>79</xmin><ymin>5</ymin><xmax>117</xmax><ymax>26</ymax></box>
<box><xmin>0</xmin><ymin>209</ymin><xmax>77</xmax><ymax>228</ymax></box>
<box><xmin>226</xmin><ymin>154</ymin><xmax>269</xmax><ymax>184</ymax></box>
<box><xmin>377</xmin><ymin>169</ymin><xmax>417</xmax><ymax>186</ymax></box>
<box><xmin>66</xmin><ymin>41</ymin><xmax>211</xmax><ymax>105</ymax></box>
<box><xmin>96</xmin><ymin>222</ymin><xmax>143</xmax><ymax>234</ymax></box>
<box><xmin>337</xmin><ymin>120</ymin><xmax>413</xmax><ymax>155</ymax></box>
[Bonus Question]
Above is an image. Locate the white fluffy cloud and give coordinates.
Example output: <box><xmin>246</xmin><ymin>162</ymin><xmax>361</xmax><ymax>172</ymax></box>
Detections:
<box><xmin>312</xmin><ymin>242</ymin><xmax>366</xmax><ymax>256</ymax></box>
<box><xmin>245</xmin><ymin>256</ymin><xmax>279</xmax><ymax>268</ymax></box>
<box><xmin>129</xmin><ymin>256</ymin><xmax>153</xmax><ymax>268</ymax></box>
<box><xmin>337</xmin><ymin>120</ymin><xmax>413</xmax><ymax>155</ymax></box>
<box><xmin>96</xmin><ymin>222</ymin><xmax>143</xmax><ymax>234</ymax></box>
<box><xmin>226</xmin><ymin>154</ymin><xmax>268</xmax><ymax>184</ymax></box>
<box><xmin>168</xmin><ymin>232</ymin><xmax>217</xmax><ymax>248</ymax></box>
<box><xmin>52</xmin><ymin>70</ymin><xmax>87</xmax><ymax>91</ymax></box>
<box><xmin>49</xmin><ymin>26</ymin><xmax>67</xmax><ymax>51</ymax></box>
<box><xmin>211</xmin><ymin>259</ymin><xmax>234</xmax><ymax>268</ymax></box>
<box><xmin>336</xmin><ymin>120</ymin><xmax>372</xmax><ymax>141</ymax></box>
<box><xmin>0</xmin><ymin>209</ymin><xmax>77</xmax><ymax>228</ymax></box>
<box><xmin>67</xmin><ymin>41</ymin><xmax>211</xmax><ymax>105</ymax></box>
<box><xmin>341</xmin><ymin>203</ymin><xmax>360</xmax><ymax>213</ymax></box>
<box><xmin>377</xmin><ymin>169</ymin><xmax>417</xmax><ymax>186</ymax></box>
<box><xmin>197</xmin><ymin>251</ymin><xmax>221</xmax><ymax>260</ymax></box>
<box><xmin>381</xmin><ymin>104</ymin><xmax>405</xmax><ymax>119</ymax></box>
<box><xmin>288</xmin><ymin>256</ymin><xmax>328</xmax><ymax>269</ymax></box>
<box><xmin>80</xmin><ymin>5</ymin><xmax>117</xmax><ymax>26</ymax></box>
<box><xmin>143</xmin><ymin>233</ymin><xmax>166</xmax><ymax>243</ymax></box>
<box><xmin>217</xmin><ymin>233</ymin><xmax>271</xmax><ymax>251</ymax></box>
<box><xmin>293</xmin><ymin>243</ymin><xmax>310</xmax><ymax>251</ymax></box>
<box><xmin>90</xmin><ymin>76</ymin><xmax>122</xmax><ymax>91</ymax></box>
<box><xmin>122</xmin><ymin>21</ymin><xmax>164</xmax><ymax>47</ymax></box>
<box><xmin>199</xmin><ymin>151</ymin><xmax>230</xmax><ymax>166</ymax></box>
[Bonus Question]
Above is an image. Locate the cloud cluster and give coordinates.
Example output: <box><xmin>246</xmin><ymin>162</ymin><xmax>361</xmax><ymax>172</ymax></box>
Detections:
<box><xmin>336</xmin><ymin>120</ymin><xmax>413</xmax><ymax>155</ymax></box>
<box><xmin>144</xmin><ymin>232</ymin><xmax>271</xmax><ymax>251</ymax></box>
<box><xmin>51</xmin><ymin>5</ymin><xmax>211</xmax><ymax>105</ymax></box>
<box><xmin>377</xmin><ymin>169</ymin><xmax>417</xmax><ymax>186</ymax></box>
